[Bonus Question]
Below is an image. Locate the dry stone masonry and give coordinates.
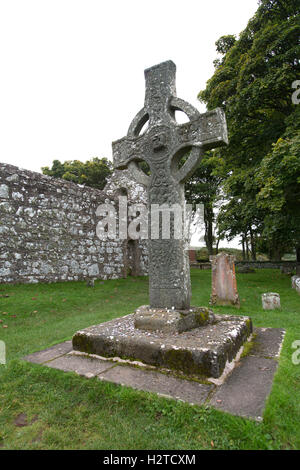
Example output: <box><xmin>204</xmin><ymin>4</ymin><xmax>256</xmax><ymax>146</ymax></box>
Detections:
<box><xmin>0</xmin><ymin>162</ymin><xmax>148</xmax><ymax>284</ymax></box>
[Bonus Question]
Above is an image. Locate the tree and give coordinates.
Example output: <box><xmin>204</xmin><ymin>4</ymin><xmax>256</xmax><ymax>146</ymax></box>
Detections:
<box><xmin>42</xmin><ymin>157</ymin><xmax>113</xmax><ymax>190</ymax></box>
<box><xmin>198</xmin><ymin>0</ymin><xmax>300</xmax><ymax>260</ymax></box>
<box><xmin>255</xmin><ymin>107</ymin><xmax>300</xmax><ymax>260</ymax></box>
<box><xmin>185</xmin><ymin>151</ymin><xmax>224</xmax><ymax>255</ymax></box>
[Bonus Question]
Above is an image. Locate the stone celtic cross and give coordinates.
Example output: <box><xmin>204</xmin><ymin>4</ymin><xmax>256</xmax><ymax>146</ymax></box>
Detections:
<box><xmin>112</xmin><ymin>60</ymin><xmax>228</xmax><ymax>310</ymax></box>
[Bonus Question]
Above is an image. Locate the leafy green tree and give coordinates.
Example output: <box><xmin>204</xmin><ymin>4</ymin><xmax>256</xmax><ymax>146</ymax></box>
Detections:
<box><xmin>42</xmin><ymin>157</ymin><xmax>113</xmax><ymax>190</ymax></box>
<box><xmin>255</xmin><ymin>107</ymin><xmax>300</xmax><ymax>260</ymax></box>
<box><xmin>198</xmin><ymin>0</ymin><xmax>300</xmax><ymax>260</ymax></box>
<box><xmin>185</xmin><ymin>151</ymin><xmax>224</xmax><ymax>255</ymax></box>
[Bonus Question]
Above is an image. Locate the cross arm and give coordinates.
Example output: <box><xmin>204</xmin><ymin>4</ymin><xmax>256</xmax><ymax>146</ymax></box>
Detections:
<box><xmin>112</xmin><ymin>135</ymin><xmax>143</xmax><ymax>170</ymax></box>
<box><xmin>173</xmin><ymin>107</ymin><xmax>228</xmax><ymax>183</ymax></box>
<box><xmin>112</xmin><ymin>134</ymin><xmax>150</xmax><ymax>187</ymax></box>
<box><xmin>175</xmin><ymin>107</ymin><xmax>228</xmax><ymax>151</ymax></box>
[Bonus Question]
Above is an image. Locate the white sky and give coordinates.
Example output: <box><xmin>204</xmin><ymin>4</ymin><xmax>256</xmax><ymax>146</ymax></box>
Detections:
<box><xmin>0</xmin><ymin>0</ymin><xmax>259</xmax><ymax>174</ymax></box>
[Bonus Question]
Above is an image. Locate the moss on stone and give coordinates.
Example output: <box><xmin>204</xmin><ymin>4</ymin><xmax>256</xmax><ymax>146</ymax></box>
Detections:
<box><xmin>163</xmin><ymin>348</ymin><xmax>209</xmax><ymax>376</ymax></box>
<box><xmin>240</xmin><ymin>333</ymin><xmax>257</xmax><ymax>358</ymax></box>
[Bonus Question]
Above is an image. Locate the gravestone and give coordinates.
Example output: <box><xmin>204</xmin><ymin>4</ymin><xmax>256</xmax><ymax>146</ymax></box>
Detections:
<box><xmin>262</xmin><ymin>293</ymin><xmax>281</xmax><ymax>310</ymax></box>
<box><xmin>73</xmin><ymin>61</ymin><xmax>252</xmax><ymax>378</ymax></box>
<box><xmin>210</xmin><ymin>253</ymin><xmax>240</xmax><ymax>307</ymax></box>
<box><xmin>291</xmin><ymin>275</ymin><xmax>300</xmax><ymax>292</ymax></box>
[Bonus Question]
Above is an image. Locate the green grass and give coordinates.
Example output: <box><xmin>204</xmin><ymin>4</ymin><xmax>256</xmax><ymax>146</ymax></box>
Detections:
<box><xmin>0</xmin><ymin>269</ymin><xmax>299</xmax><ymax>449</ymax></box>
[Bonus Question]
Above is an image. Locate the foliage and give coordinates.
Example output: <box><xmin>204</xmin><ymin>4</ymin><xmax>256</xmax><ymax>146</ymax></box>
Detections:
<box><xmin>185</xmin><ymin>151</ymin><xmax>224</xmax><ymax>254</ymax></box>
<box><xmin>42</xmin><ymin>157</ymin><xmax>113</xmax><ymax>190</ymax></box>
<box><xmin>198</xmin><ymin>0</ymin><xmax>300</xmax><ymax>259</ymax></box>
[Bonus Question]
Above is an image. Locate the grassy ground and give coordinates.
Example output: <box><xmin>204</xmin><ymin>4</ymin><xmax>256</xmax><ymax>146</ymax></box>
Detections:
<box><xmin>0</xmin><ymin>269</ymin><xmax>299</xmax><ymax>450</ymax></box>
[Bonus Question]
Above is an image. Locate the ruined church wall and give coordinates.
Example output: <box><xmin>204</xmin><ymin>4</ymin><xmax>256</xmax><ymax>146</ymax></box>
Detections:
<box><xmin>0</xmin><ymin>163</ymin><xmax>148</xmax><ymax>284</ymax></box>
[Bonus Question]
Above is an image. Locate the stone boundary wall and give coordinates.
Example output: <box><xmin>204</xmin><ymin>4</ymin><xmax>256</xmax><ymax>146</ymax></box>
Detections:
<box><xmin>0</xmin><ymin>163</ymin><xmax>148</xmax><ymax>284</ymax></box>
<box><xmin>236</xmin><ymin>261</ymin><xmax>298</xmax><ymax>270</ymax></box>
<box><xmin>193</xmin><ymin>260</ymin><xmax>298</xmax><ymax>270</ymax></box>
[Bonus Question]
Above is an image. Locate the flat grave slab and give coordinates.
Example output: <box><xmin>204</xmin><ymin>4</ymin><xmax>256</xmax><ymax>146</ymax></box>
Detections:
<box><xmin>23</xmin><ymin>326</ymin><xmax>285</xmax><ymax>421</ymax></box>
<box><xmin>23</xmin><ymin>341</ymin><xmax>73</xmax><ymax>364</ymax></box>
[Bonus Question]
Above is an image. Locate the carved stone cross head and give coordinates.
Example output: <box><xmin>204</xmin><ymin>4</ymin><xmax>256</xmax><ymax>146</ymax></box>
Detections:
<box><xmin>112</xmin><ymin>60</ymin><xmax>228</xmax><ymax>201</ymax></box>
<box><xmin>112</xmin><ymin>61</ymin><xmax>228</xmax><ymax>310</ymax></box>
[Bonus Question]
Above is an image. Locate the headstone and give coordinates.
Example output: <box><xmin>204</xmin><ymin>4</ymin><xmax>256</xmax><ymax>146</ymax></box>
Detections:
<box><xmin>262</xmin><ymin>293</ymin><xmax>281</xmax><ymax>310</ymax></box>
<box><xmin>292</xmin><ymin>276</ymin><xmax>300</xmax><ymax>294</ymax></box>
<box><xmin>210</xmin><ymin>253</ymin><xmax>240</xmax><ymax>307</ymax></box>
<box><xmin>291</xmin><ymin>275</ymin><xmax>298</xmax><ymax>289</ymax></box>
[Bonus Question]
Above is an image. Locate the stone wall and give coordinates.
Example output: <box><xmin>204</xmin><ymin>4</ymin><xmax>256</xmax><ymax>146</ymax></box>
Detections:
<box><xmin>193</xmin><ymin>260</ymin><xmax>299</xmax><ymax>271</ymax></box>
<box><xmin>0</xmin><ymin>162</ymin><xmax>148</xmax><ymax>284</ymax></box>
<box><xmin>236</xmin><ymin>261</ymin><xmax>298</xmax><ymax>270</ymax></box>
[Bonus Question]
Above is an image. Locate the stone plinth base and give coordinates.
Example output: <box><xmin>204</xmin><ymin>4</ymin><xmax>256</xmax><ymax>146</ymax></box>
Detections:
<box><xmin>134</xmin><ymin>306</ymin><xmax>215</xmax><ymax>334</ymax></box>
<box><xmin>72</xmin><ymin>311</ymin><xmax>252</xmax><ymax>378</ymax></box>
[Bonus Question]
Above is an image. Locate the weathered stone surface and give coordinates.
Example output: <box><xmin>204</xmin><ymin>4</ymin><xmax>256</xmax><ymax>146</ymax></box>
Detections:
<box><xmin>45</xmin><ymin>353</ymin><xmax>115</xmax><ymax>376</ymax></box>
<box><xmin>0</xmin><ymin>163</ymin><xmax>148</xmax><ymax>284</ymax></box>
<box><xmin>98</xmin><ymin>365</ymin><xmax>212</xmax><ymax>405</ymax></box>
<box><xmin>23</xmin><ymin>326</ymin><xmax>285</xmax><ymax>420</ymax></box>
<box><xmin>251</xmin><ymin>327</ymin><xmax>285</xmax><ymax>358</ymax></box>
<box><xmin>209</xmin><ymin>326</ymin><xmax>285</xmax><ymax>420</ymax></box>
<box><xmin>237</xmin><ymin>261</ymin><xmax>298</xmax><ymax>271</ymax></box>
<box><xmin>292</xmin><ymin>275</ymin><xmax>300</xmax><ymax>293</ymax></box>
<box><xmin>0</xmin><ymin>184</ymin><xmax>9</xmax><ymax>198</ymax></box>
<box><xmin>23</xmin><ymin>341</ymin><xmax>73</xmax><ymax>364</ymax></box>
<box><xmin>134</xmin><ymin>305</ymin><xmax>214</xmax><ymax>333</ymax></box>
<box><xmin>262</xmin><ymin>292</ymin><xmax>281</xmax><ymax>310</ymax></box>
<box><xmin>238</xmin><ymin>265</ymin><xmax>255</xmax><ymax>274</ymax></box>
<box><xmin>209</xmin><ymin>356</ymin><xmax>278</xmax><ymax>420</ymax></box>
<box><xmin>210</xmin><ymin>253</ymin><xmax>240</xmax><ymax>307</ymax></box>
<box><xmin>112</xmin><ymin>60</ymin><xmax>228</xmax><ymax>310</ymax></box>
<box><xmin>72</xmin><ymin>313</ymin><xmax>252</xmax><ymax>378</ymax></box>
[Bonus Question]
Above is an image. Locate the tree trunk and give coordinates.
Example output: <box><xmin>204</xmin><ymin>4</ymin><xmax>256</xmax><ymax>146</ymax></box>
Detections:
<box><xmin>204</xmin><ymin>205</ymin><xmax>214</xmax><ymax>256</ymax></box>
<box><xmin>245</xmin><ymin>234</ymin><xmax>250</xmax><ymax>261</ymax></box>
<box><xmin>241</xmin><ymin>237</ymin><xmax>246</xmax><ymax>261</ymax></box>
<box><xmin>296</xmin><ymin>246</ymin><xmax>300</xmax><ymax>275</ymax></box>
<box><xmin>269</xmin><ymin>244</ymin><xmax>282</xmax><ymax>261</ymax></box>
<box><xmin>216</xmin><ymin>237</ymin><xmax>220</xmax><ymax>255</ymax></box>
<box><xmin>249</xmin><ymin>227</ymin><xmax>256</xmax><ymax>261</ymax></box>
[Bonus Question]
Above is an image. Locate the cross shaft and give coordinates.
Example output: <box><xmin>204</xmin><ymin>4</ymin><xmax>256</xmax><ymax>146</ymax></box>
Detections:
<box><xmin>112</xmin><ymin>61</ymin><xmax>228</xmax><ymax>310</ymax></box>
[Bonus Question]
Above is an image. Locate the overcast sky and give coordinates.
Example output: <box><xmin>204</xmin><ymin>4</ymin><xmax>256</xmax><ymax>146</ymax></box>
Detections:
<box><xmin>0</xmin><ymin>0</ymin><xmax>259</xmax><ymax>174</ymax></box>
